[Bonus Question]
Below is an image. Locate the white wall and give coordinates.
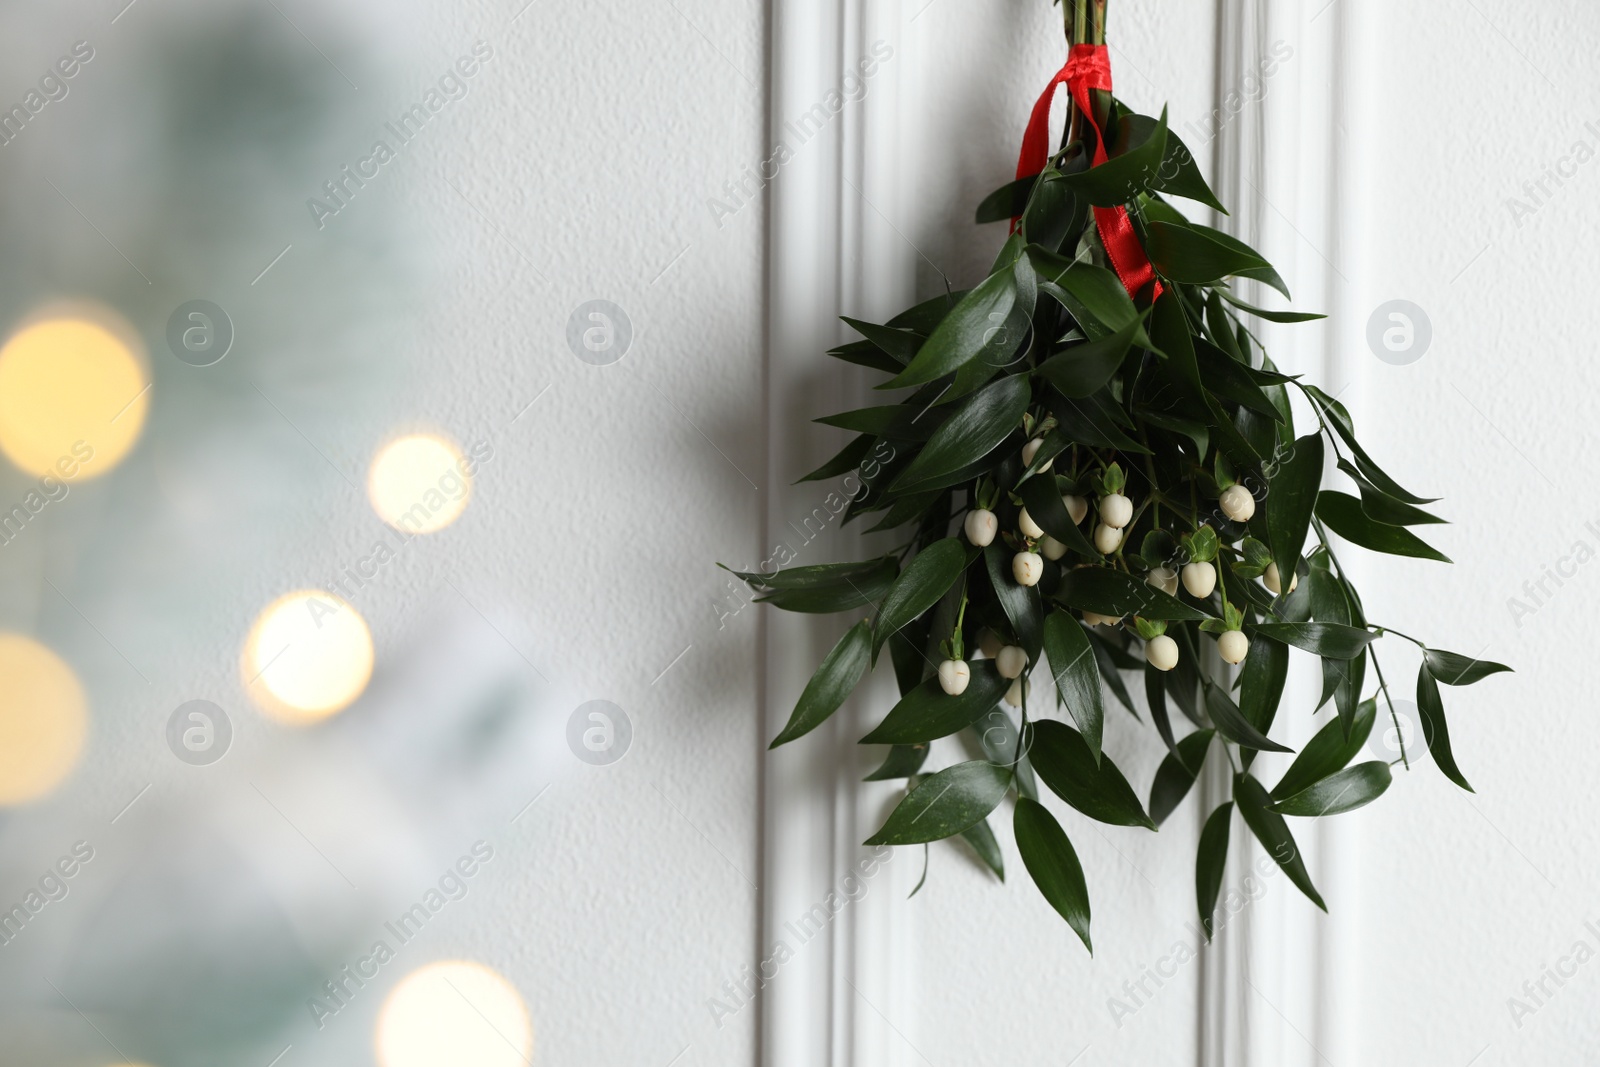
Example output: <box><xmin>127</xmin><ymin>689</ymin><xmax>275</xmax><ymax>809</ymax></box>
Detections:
<box><xmin>1330</xmin><ymin>0</ymin><xmax>1600</xmax><ymax>1063</ymax></box>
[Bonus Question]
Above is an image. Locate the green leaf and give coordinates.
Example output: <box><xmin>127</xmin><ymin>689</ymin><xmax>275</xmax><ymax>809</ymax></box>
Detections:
<box><xmin>861</xmin><ymin>663</ymin><xmax>1010</xmax><ymax>745</ymax></box>
<box><xmin>1233</xmin><ymin>773</ymin><xmax>1326</xmax><ymax>911</ymax></box>
<box><xmin>960</xmin><ymin>817</ymin><xmax>1005</xmax><ymax>881</ymax></box>
<box><xmin>1266</xmin><ymin>432</ymin><xmax>1324</xmax><ymax>590</ymax></box>
<box><xmin>1057</xmin><ymin>567</ymin><xmax>1209</xmax><ymax>622</ymax></box>
<box><xmin>864</xmin><ymin>743</ymin><xmax>930</xmax><ymax>781</ymax></box>
<box><xmin>1058</xmin><ymin>107</ymin><xmax>1170</xmax><ymax>207</ymax></box>
<box><xmin>797</xmin><ymin>434</ymin><xmax>873</xmax><ymax>483</ymax></box>
<box><xmin>841</xmin><ymin>317</ymin><xmax>922</xmax><ymax>363</ymax></box>
<box><xmin>815</xmin><ymin>404</ymin><xmax>951</xmax><ymax>442</ymax></box>
<box><xmin>730</xmin><ymin>557</ymin><xmax>899</xmax><ymax>614</ymax></box>
<box><xmin>873</xmin><ymin>538</ymin><xmax>967</xmax><ymax>656</ymax></box>
<box><xmin>888</xmin><ymin>290</ymin><xmax>972</xmax><ymax>333</ymax></box>
<box><xmin>771</xmin><ymin>620</ymin><xmax>872</xmax><ymax>748</ymax></box>
<box><xmin>885</xmin><ymin>269</ymin><xmax>1017</xmax><ymax>388</ymax></box>
<box><xmin>976</xmin><ymin>175</ymin><xmax>1037</xmax><ymax>224</ymax></box>
<box><xmin>1037</xmin><ymin>318</ymin><xmax>1143</xmax><ymax>399</ymax></box>
<box><xmin>1418</xmin><ymin>666</ymin><xmax>1473</xmax><ymax>792</ymax></box>
<box><xmin>1336</xmin><ymin>459</ymin><xmax>1447</xmax><ymax>526</ymax></box>
<box><xmin>984</xmin><ymin>543</ymin><xmax>1044</xmax><ymax>661</ymax></box>
<box><xmin>828</xmin><ymin>340</ymin><xmax>903</xmax><ymax>374</ymax></box>
<box><xmin>1424</xmin><ymin>648</ymin><xmax>1513</xmax><ymax>687</ymax></box>
<box><xmin>888</xmin><ymin>616</ymin><xmax>931</xmax><ymax>696</ymax></box>
<box><xmin>1022</xmin><ymin>171</ymin><xmax>1081</xmax><ymax>252</ymax></box>
<box><xmin>1218</xmin><ymin>291</ymin><xmax>1325</xmax><ymax>323</ymax></box>
<box><xmin>1145</xmin><ymin>220</ymin><xmax>1270</xmax><ymax>287</ymax></box>
<box><xmin>1235</xmin><ymin>537</ymin><xmax>1273</xmax><ymax>579</ymax></box>
<box><xmin>1272</xmin><ymin>761</ymin><xmax>1391</xmax><ymax>817</ymax></box>
<box><xmin>1147</xmin><ymin>291</ymin><xmax>1260</xmax><ymax>466</ymax></box>
<box><xmin>1014</xmin><ymin>798</ymin><xmax>1093</xmax><ymax>953</ymax></box>
<box><xmin>865</xmin><ymin>761</ymin><xmax>1013</xmax><ymax>845</ymax></box>
<box><xmin>1150</xmin><ymin>729</ymin><xmax>1214</xmax><ymax>827</ymax></box>
<box><xmin>1029</xmin><ymin>249</ymin><xmax>1142</xmax><ymax>337</ymax></box>
<box><xmin>1042</xmin><ymin>611</ymin><xmax>1106</xmax><ymax>762</ymax></box>
<box><xmin>1253</xmin><ymin>622</ymin><xmax>1375</xmax><ymax>660</ymax></box>
<box><xmin>1317</xmin><ymin>491</ymin><xmax>1451</xmax><ymax>563</ymax></box>
<box><xmin>1143</xmin><ymin>121</ymin><xmax>1227</xmax><ymax>214</ymax></box>
<box><xmin>1205</xmin><ymin>682</ymin><xmax>1293</xmax><ymax>754</ymax></box>
<box><xmin>1271</xmin><ymin>698</ymin><xmax>1378</xmax><ymax>801</ymax></box>
<box><xmin>891</xmin><ymin>375</ymin><xmax>1031</xmax><ymax>494</ymax></box>
<box><xmin>1030</xmin><ymin>720</ymin><xmax>1155</xmax><ymax>829</ymax></box>
<box><xmin>1046</xmin><ymin>389</ymin><xmax>1152</xmax><ymax>455</ymax></box>
<box><xmin>1196</xmin><ymin>802</ymin><xmax>1233</xmax><ymax>939</ymax></box>
<box><xmin>1188</xmin><ymin>224</ymin><xmax>1290</xmax><ymax>298</ymax></box>
<box><xmin>1304</xmin><ymin>386</ymin><xmax>1437</xmax><ymax>505</ymax></box>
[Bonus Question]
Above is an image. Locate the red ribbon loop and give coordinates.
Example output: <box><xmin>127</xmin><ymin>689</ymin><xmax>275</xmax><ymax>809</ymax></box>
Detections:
<box><xmin>1014</xmin><ymin>43</ymin><xmax>1162</xmax><ymax>303</ymax></box>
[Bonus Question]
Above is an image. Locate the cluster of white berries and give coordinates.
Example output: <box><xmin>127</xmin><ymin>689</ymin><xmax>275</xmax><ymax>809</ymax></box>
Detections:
<box><xmin>937</xmin><ymin>635</ymin><xmax>1031</xmax><ymax>700</ymax></box>
<box><xmin>948</xmin><ymin>460</ymin><xmax>1278</xmax><ymax>693</ymax></box>
<box><xmin>1095</xmin><ymin>490</ymin><xmax>1132</xmax><ymax>554</ymax></box>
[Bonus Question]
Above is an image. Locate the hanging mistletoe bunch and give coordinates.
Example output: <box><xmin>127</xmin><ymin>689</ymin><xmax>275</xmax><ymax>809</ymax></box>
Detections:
<box><xmin>730</xmin><ymin>0</ymin><xmax>1508</xmax><ymax>951</ymax></box>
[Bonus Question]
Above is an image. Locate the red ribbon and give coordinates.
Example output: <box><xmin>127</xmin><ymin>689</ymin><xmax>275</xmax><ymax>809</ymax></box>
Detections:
<box><xmin>1014</xmin><ymin>43</ymin><xmax>1162</xmax><ymax>303</ymax></box>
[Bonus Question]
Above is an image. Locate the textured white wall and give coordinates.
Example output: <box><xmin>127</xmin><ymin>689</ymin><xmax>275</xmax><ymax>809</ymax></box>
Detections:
<box><xmin>1330</xmin><ymin>0</ymin><xmax>1600</xmax><ymax>1063</ymax></box>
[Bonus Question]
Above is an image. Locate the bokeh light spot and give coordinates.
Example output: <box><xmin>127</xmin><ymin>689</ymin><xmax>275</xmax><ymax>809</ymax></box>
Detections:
<box><xmin>367</xmin><ymin>433</ymin><xmax>472</xmax><ymax>534</ymax></box>
<box><xmin>0</xmin><ymin>310</ymin><xmax>149</xmax><ymax>480</ymax></box>
<box><xmin>376</xmin><ymin>960</ymin><xmax>532</xmax><ymax>1067</ymax></box>
<box><xmin>243</xmin><ymin>591</ymin><xmax>374</xmax><ymax>724</ymax></box>
<box><xmin>0</xmin><ymin>634</ymin><xmax>88</xmax><ymax>805</ymax></box>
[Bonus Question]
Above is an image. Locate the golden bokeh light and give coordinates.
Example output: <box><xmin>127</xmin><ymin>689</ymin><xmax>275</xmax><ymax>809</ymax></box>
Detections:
<box><xmin>376</xmin><ymin>960</ymin><xmax>533</xmax><ymax>1067</ymax></box>
<box><xmin>0</xmin><ymin>308</ymin><xmax>149</xmax><ymax>480</ymax></box>
<box><xmin>243</xmin><ymin>590</ymin><xmax>374</xmax><ymax>724</ymax></box>
<box><xmin>367</xmin><ymin>433</ymin><xmax>472</xmax><ymax>534</ymax></box>
<box><xmin>0</xmin><ymin>634</ymin><xmax>88</xmax><ymax>805</ymax></box>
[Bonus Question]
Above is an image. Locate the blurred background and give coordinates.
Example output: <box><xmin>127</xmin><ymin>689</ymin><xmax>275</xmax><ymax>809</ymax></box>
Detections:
<box><xmin>0</xmin><ymin>0</ymin><xmax>1593</xmax><ymax>1065</ymax></box>
<box><xmin>0</xmin><ymin>0</ymin><xmax>763</xmax><ymax>1064</ymax></box>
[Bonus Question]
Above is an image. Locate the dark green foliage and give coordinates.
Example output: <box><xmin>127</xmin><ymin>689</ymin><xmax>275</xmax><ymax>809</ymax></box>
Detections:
<box><xmin>721</xmin><ymin>24</ymin><xmax>1508</xmax><ymax>952</ymax></box>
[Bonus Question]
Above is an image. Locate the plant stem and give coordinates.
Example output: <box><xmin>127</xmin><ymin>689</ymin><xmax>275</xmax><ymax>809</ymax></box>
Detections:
<box><xmin>1315</xmin><ymin>522</ymin><xmax>1410</xmax><ymax>769</ymax></box>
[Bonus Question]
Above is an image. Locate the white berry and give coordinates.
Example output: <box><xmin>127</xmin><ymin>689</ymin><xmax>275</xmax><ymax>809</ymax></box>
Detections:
<box><xmin>1063</xmin><ymin>494</ymin><xmax>1089</xmax><ymax>525</ymax></box>
<box><xmin>1263</xmin><ymin>562</ymin><xmax>1298</xmax><ymax>595</ymax></box>
<box><xmin>1100</xmin><ymin>493</ymin><xmax>1133</xmax><ymax>529</ymax></box>
<box><xmin>1217</xmin><ymin>630</ymin><xmax>1249</xmax><ymax>665</ymax></box>
<box><xmin>1019</xmin><ymin>507</ymin><xmax>1044</xmax><ymax>540</ymax></box>
<box><xmin>1004</xmin><ymin>676</ymin><xmax>1028</xmax><ymax>707</ymax></box>
<box><xmin>1147</xmin><ymin>566</ymin><xmax>1178</xmax><ymax>596</ymax></box>
<box><xmin>938</xmin><ymin>659</ymin><xmax>971</xmax><ymax>695</ymax></box>
<box><xmin>1147</xmin><ymin>634</ymin><xmax>1180</xmax><ymax>671</ymax></box>
<box><xmin>1093</xmin><ymin>523</ymin><xmax>1122</xmax><ymax>554</ymax></box>
<box><xmin>1083</xmin><ymin>611</ymin><xmax>1121</xmax><ymax>627</ymax></box>
<box><xmin>1219</xmin><ymin>485</ymin><xmax>1256</xmax><ymax>523</ymax></box>
<box><xmin>979</xmin><ymin>629</ymin><xmax>1003</xmax><ymax>659</ymax></box>
<box><xmin>997</xmin><ymin>645</ymin><xmax>1027</xmax><ymax>679</ymax></box>
<box><xmin>1022</xmin><ymin>438</ymin><xmax>1052</xmax><ymax>472</ymax></box>
<box><xmin>964</xmin><ymin>509</ymin><xmax>998</xmax><ymax>547</ymax></box>
<box><xmin>1013</xmin><ymin>551</ymin><xmax>1043</xmax><ymax>586</ymax></box>
<box><xmin>1181</xmin><ymin>561</ymin><xmax>1217</xmax><ymax>598</ymax></box>
<box><xmin>1040</xmin><ymin>535</ymin><xmax>1067</xmax><ymax>561</ymax></box>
